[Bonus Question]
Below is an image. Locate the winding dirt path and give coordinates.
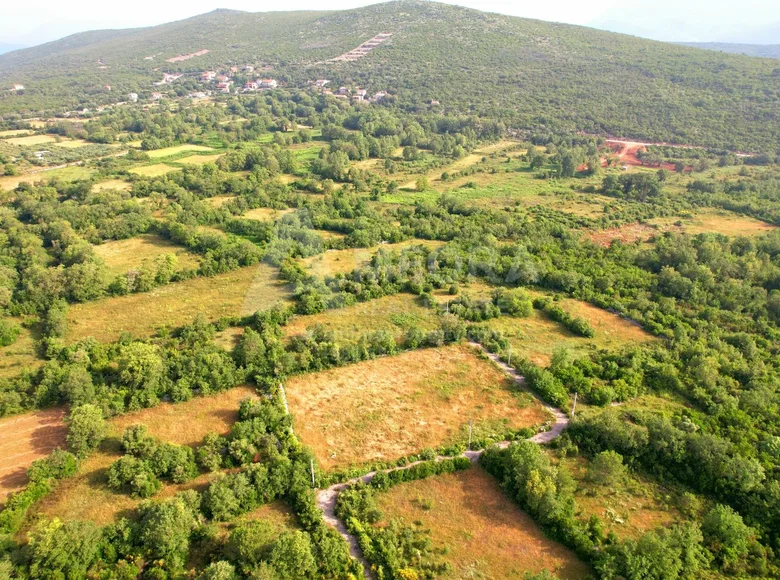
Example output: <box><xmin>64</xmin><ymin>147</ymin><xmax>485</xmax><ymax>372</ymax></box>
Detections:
<box><xmin>314</xmin><ymin>344</ymin><xmax>570</xmax><ymax>578</ymax></box>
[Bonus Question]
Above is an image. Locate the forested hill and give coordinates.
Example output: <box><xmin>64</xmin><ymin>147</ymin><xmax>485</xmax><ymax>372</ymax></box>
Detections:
<box><xmin>1</xmin><ymin>0</ymin><xmax>778</xmax><ymax>152</ymax></box>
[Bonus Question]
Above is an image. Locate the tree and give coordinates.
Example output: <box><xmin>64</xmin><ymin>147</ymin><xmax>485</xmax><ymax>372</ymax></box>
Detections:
<box><xmin>66</xmin><ymin>404</ymin><xmax>107</xmax><ymax>457</ymax></box>
<box><xmin>26</xmin><ymin>519</ymin><xmax>102</xmax><ymax>579</ymax></box>
<box><xmin>701</xmin><ymin>504</ymin><xmax>757</xmax><ymax>572</ymax></box>
<box><xmin>415</xmin><ymin>176</ymin><xmax>429</xmax><ymax>192</ymax></box>
<box><xmin>137</xmin><ymin>494</ymin><xmax>199</xmax><ymax>571</ymax></box>
<box><xmin>586</xmin><ymin>450</ymin><xmax>627</xmax><ymax>486</ymax></box>
<box><xmin>269</xmin><ymin>531</ymin><xmax>317</xmax><ymax>579</ymax></box>
<box><xmin>197</xmin><ymin>561</ymin><xmax>237</xmax><ymax>580</ymax></box>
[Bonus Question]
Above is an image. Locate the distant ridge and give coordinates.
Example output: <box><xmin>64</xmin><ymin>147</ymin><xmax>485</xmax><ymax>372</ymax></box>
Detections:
<box><xmin>678</xmin><ymin>42</ymin><xmax>780</xmax><ymax>59</ymax></box>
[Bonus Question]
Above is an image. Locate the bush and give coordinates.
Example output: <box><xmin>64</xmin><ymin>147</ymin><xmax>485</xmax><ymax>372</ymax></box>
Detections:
<box><xmin>27</xmin><ymin>449</ymin><xmax>78</xmax><ymax>483</ymax></box>
<box><xmin>106</xmin><ymin>455</ymin><xmax>162</xmax><ymax>498</ymax></box>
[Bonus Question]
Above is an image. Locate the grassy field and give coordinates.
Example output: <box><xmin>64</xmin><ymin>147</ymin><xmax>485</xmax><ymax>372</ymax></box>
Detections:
<box><xmin>4</xmin><ymin>134</ymin><xmax>57</xmax><ymax>146</ymax></box>
<box><xmin>176</xmin><ymin>153</ymin><xmax>224</xmax><ymax>165</ymax></box>
<box><xmin>0</xmin><ymin>408</ymin><xmax>67</xmax><ymax>502</ymax></box>
<box><xmin>285</xmin><ymin>344</ymin><xmax>549</xmax><ymax>471</ymax></box>
<box><xmin>374</xmin><ymin>466</ymin><xmax>590</xmax><ymax>579</ymax></box>
<box><xmin>146</xmin><ymin>144</ymin><xmax>214</xmax><ymax>158</ymax></box>
<box><xmin>0</xmin><ymin>166</ymin><xmax>93</xmax><ymax>192</ymax></box>
<box><xmin>67</xmin><ymin>263</ymin><xmax>291</xmax><ymax>342</ymax></box>
<box><xmin>33</xmin><ymin>386</ymin><xmax>257</xmax><ymax>526</ymax></box>
<box><xmin>0</xmin><ymin>129</ymin><xmax>32</xmax><ymax>138</ymax></box>
<box><xmin>92</xmin><ymin>234</ymin><xmax>201</xmax><ymax>275</ymax></box>
<box><xmin>301</xmin><ymin>240</ymin><xmax>444</xmax><ymax>278</ymax></box>
<box><xmin>283</xmin><ymin>293</ymin><xmax>440</xmax><ymax>343</ymax></box>
<box><xmin>129</xmin><ymin>164</ymin><xmax>181</xmax><ymax>177</ymax></box>
<box><xmin>51</xmin><ymin>139</ymin><xmax>90</xmax><ymax>149</ymax></box>
<box><xmin>91</xmin><ymin>178</ymin><xmax>132</xmax><ymax>192</ymax></box>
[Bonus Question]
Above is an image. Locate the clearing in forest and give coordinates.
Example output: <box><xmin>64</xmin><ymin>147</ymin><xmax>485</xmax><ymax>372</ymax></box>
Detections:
<box><xmin>67</xmin><ymin>263</ymin><xmax>291</xmax><ymax>342</ymax></box>
<box><xmin>589</xmin><ymin>211</ymin><xmax>777</xmax><ymax>247</ymax></box>
<box><xmin>0</xmin><ymin>324</ymin><xmax>42</xmax><ymax>379</ymax></box>
<box><xmin>301</xmin><ymin>240</ymin><xmax>444</xmax><ymax>278</ymax></box>
<box><xmin>554</xmin><ymin>451</ymin><xmax>685</xmax><ymax>540</ymax></box>
<box><xmin>0</xmin><ymin>129</ymin><xmax>32</xmax><ymax>138</ymax></box>
<box><xmin>285</xmin><ymin>344</ymin><xmax>550</xmax><ymax>471</ymax></box>
<box><xmin>0</xmin><ymin>166</ymin><xmax>94</xmax><ymax>192</ymax></box>
<box><xmin>0</xmin><ymin>409</ymin><xmax>68</xmax><ymax>502</ymax></box>
<box><xmin>91</xmin><ymin>178</ymin><xmax>132</xmax><ymax>192</ymax></box>
<box><xmin>129</xmin><ymin>164</ymin><xmax>181</xmax><ymax>177</ymax></box>
<box><xmin>176</xmin><ymin>154</ymin><xmax>224</xmax><ymax>165</ymax></box>
<box><xmin>374</xmin><ymin>466</ymin><xmax>590</xmax><ymax>579</ymax></box>
<box><xmin>33</xmin><ymin>386</ymin><xmax>257</xmax><ymax>526</ymax></box>
<box><xmin>146</xmin><ymin>144</ymin><xmax>214</xmax><ymax>158</ymax></box>
<box><xmin>283</xmin><ymin>293</ymin><xmax>440</xmax><ymax>343</ymax></box>
<box><xmin>243</xmin><ymin>207</ymin><xmax>296</xmax><ymax>221</ymax></box>
<box><xmin>93</xmin><ymin>234</ymin><xmax>201</xmax><ymax>275</ymax></box>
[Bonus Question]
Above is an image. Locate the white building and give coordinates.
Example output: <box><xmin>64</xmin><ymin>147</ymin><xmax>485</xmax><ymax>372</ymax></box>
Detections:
<box><xmin>128</xmin><ymin>93</ymin><xmax>138</xmax><ymax>103</ymax></box>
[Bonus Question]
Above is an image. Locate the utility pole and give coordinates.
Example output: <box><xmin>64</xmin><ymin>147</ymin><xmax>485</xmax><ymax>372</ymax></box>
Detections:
<box><xmin>310</xmin><ymin>459</ymin><xmax>316</xmax><ymax>487</ymax></box>
<box><xmin>571</xmin><ymin>392</ymin><xmax>578</xmax><ymax>418</ymax></box>
<box><xmin>507</xmin><ymin>345</ymin><xmax>512</xmax><ymax>367</ymax></box>
<box><xmin>468</xmin><ymin>419</ymin><xmax>473</xmax><ymax>451</ymax></box>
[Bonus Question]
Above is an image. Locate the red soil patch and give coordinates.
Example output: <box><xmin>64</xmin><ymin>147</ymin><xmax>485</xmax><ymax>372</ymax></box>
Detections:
<box><xmin>605</xmin><ymin>140</ymin><xmax>680</xmax><ymax>171</ymax></box>
<box><xmin>0</xmin><ymin>408</ymin><xmax>68</xmax><ymax>502</ymax></box>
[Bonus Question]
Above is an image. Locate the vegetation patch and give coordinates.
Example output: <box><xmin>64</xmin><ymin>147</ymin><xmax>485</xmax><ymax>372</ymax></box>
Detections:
<box><xmin>4</xmin><ymin>135</ymin><xmax>57</xmax><ymax>146</ymax></box>
<box><xmin>285</xmin><ymin>344</ymin><xmax>549</xmax><ymax>471</ymax></box>
<box><xmin>66</xmin><ymin>263</ymin><xmax>291</xmax><ymax>342</ymax></box>
<box><xmin>34</xmin><ymin>386</ymin><xmax>256</xmax><ymax>525</ymax></box>
<box><xmin>242</xmin><ymin>207</ymin><xmax>296</xmax><ymax>221</ymax></box>
<box><xmin>90</xmin><ymin>178</ymin><xmax>131</xmax><ymax>192</ymax></box>
<box><xmin>176</xmin><ymin>153</ymin><xmax>225</xmax><ymax>165</ymax></box>
<box><xmin>373</xmin><ymin>466</ymin><xmax>590</xmax><ymax>579</ymax></box>
<box><xmin>302</xmin><ymin>240</ymin><xmax>444</xmax><ymax>278</ymax></box>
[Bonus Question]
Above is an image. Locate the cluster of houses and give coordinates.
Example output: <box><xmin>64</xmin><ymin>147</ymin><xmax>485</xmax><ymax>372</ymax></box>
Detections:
<box><xmin>197</xmin><ymin>67</ymin><xmax>279</xmax><ymax>94</ymax></box>
<box><xmin>313</xmin><ymin>82</ymin><xmax>387</xmax><ymax>104</ymax></box>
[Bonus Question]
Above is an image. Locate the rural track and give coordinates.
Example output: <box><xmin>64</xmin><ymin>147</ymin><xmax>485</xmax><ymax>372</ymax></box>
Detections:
<box><xmin>314</xmin><ymin>343</ymin><xmax>570</xmax><ymax>579</ymax></box>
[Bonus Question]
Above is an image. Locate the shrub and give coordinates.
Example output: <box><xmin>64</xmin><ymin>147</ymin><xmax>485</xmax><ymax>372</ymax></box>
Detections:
<box><xmin>66</xmin><ymin>404</ymin><xmax>107</xmax><ymax>457</ymax></box>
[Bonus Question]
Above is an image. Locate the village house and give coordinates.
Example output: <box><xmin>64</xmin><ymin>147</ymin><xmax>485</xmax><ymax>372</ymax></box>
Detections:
<box><xmin>200</xmin><ymin>71</ymin><xmax>217</xmax><ymax>82</ymax></box>
<box><xmin>216</xmin><ymin>81</ymin><xmax>232</xmax><ymax>94</ymax></box>
<box><xmin>371</xmin><ymin>91</ymin><xmax>387</xmax><ymax>103</ymax></box>
<box><xmin>244</xmin><ymin>65</ymin><xmax>254</xmax><ymax>73</ymax></box>
<box><xmin>314</xmin><ymin>79</ymin><xmax>330</xmax><ymax>89</ymax></box>
<box><xmin>259</xmin><ymin>78</ymin><xmax>278</xmax><ymax>89</ymax></box>
<box><xmin>9</xmin><ymin>84</ymin><xmax>24</xmax><ymax>92</ymax></box>
<box><xmin>128</xmin><ymin>93</ymin><xmax>138</xmax><ymax>102</ymax></box>
<box><xmin>338</xmin><ymin>87</ymin><xmax>349</xmax><ymax>95</ymax></box>
<box><xmin>151</xmin><ymin>92</ymin><xmax>163</xmax><ymax>101</ymax></box>
<box><xmin>189</xmin><ymin>91</ymin><xmax>208</xmax><ymax>99</ymax></box>
<box><xmin>353</xmin><ymin>89</ymin><xmax>368</xmax><ymax>102</ymax></box>
<box><xmin>244</xmin><ymin>80</ymin><xmax>259</xmax><ymax>91</ymax></box>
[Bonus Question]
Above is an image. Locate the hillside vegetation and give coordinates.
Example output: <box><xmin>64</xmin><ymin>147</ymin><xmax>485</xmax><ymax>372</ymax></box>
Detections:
<box><xmin>0</xmin><ymin>1</ymin><xmax>778</xmax><ymax>151</ymax></box>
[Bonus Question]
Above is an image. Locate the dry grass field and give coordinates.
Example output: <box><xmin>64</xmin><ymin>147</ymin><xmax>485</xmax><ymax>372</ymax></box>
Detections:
<box><xmin>93</xmin><ymin>234</ymin><xmax>201</xmax><ymax>275</ymax></box>
<box><xmin>146</xmin><ymin>144</ymin><xmax>214</xmax><ymax>158</ymax></box>
<box><xmin>0</xmin><ymin>409</ymin><xmax>68</xmax><ymax>502</ymax></box>
<box><xmin>91</xmin><ymin>178</ymin><xmax>132</xmax><ymax>192</ymax></box>
<box><xmin>374</xmin><ymin>466</ymin><xmax>590</xmax><ymax>579</ymax></box>
<box><xmin>242</xmin><ymin>207</ymin><xmax>296</xmax><ymax>221</ymax></box>
<box><xmin>283</xmin><ymin>293</ymin><xmax>440</xmax><ymax>343</ymax></box>
<box><xmin>176</xmin><ymin>153</ymin><xmax>224</xmax><ymax>165</ymax></box>
<box><xmin>129</xmin><ymin>164</ymin><xmax>181</xmax><ymax>177</ymax></box>
<box><xmin>33</xmin><ymin>386</ymin><xmax>257</xmax><ymax>526</ymax></box>
<box><xmin>302</xmin><ymin>240</ymin><xmax>444</xmax><ymax>278</ymax></box>
<box><xmin>67</xmin><ymin>263</ymin><xmax>291</xmax><ymax>342</ymax></box>
<box><xmin>51</xmin><ymin>139</ymin><xmax>90</xmax><ymax>149</ymax></box>
<box><xmin>285</xmin><ymin>344</ymin><xmax>549</xmax><ymax>471</ymax></box>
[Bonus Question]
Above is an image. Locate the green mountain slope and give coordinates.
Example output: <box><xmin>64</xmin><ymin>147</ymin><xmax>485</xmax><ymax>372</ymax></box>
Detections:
<box><xmin>1</xmin><ymin>1</ymin><xmax>778</xmax><ymax>151</ymax></box>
